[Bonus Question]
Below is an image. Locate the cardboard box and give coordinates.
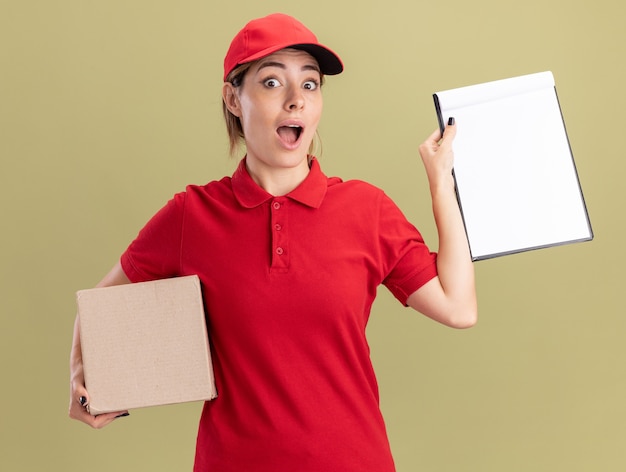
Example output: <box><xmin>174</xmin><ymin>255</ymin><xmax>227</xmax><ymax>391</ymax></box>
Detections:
<box><xmin>76</xmin><ymin>275</ymin><xmax>217</xmax><ymax>415</ymax></box>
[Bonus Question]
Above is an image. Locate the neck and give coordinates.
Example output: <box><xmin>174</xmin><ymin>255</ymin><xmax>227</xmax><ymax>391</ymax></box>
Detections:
<box><xmin>245</xmin><ymin>155</ymin><xmax>311</xmax><ymax>196</ymax></box>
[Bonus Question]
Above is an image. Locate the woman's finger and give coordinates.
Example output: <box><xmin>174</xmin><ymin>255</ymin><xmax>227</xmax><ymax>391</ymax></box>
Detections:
<box><xmin>440</xmin><ymin>117</ymin><xmax>457</xmax><ymax>146</ymax></box>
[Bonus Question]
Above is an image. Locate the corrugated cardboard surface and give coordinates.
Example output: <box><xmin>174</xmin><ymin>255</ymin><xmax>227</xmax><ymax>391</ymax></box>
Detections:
<box><xmin>77</xmin><ymin>275</ymin><xmax>217</xmax><ymax>415</ymax></box>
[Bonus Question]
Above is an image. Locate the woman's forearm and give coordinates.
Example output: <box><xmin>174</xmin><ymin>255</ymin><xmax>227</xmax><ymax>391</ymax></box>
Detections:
<box><xmin>407</xmin><ymin>122</ymin><xmax>477</xmax><ymax>328</ymax></box>
<box><xmin>430</xmin><ymin>176</ymin><xmax>477</xmax><ymax>324</ymax></box>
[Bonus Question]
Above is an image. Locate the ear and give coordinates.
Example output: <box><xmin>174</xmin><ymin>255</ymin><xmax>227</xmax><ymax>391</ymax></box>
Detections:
<box><xmin>222</xmin><ymin>82</ymin><xmax>242</xmax><ymax>118</ymax></box>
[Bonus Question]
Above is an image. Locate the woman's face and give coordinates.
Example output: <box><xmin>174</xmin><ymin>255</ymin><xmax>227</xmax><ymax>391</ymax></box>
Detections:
<box><xmin>224</xmin><ymin>48</ymin><xmax>323</xmax><ymax>175</ymax></box>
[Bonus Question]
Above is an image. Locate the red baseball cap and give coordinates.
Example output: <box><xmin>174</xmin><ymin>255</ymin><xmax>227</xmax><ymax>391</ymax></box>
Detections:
<box><xmin>223</xmin><ymin>13</ymin><xmax>344</xmax><ymax>81</ymax></box>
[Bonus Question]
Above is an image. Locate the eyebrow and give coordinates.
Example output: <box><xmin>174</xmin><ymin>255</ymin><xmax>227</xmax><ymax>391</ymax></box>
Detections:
<box><xmin>256</xmin><ymin>61</ymin><xmax>321</xmax><ymax>74</ymax></box>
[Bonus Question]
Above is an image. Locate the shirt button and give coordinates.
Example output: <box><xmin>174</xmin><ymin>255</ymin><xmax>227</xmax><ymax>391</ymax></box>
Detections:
<box><xmin>272</xmin><ymin>202</ymin><xmax>281</xmax><ymax>210</ymax></box>
<box><xmin>274</xmin><ymin>224</ymin><xmax>282</xmax><ymax>231</ymax></box>
<box><xmin>275</xmin><ymin>247</ymin><xmax>284</xmax><ymax>255</ymax></box>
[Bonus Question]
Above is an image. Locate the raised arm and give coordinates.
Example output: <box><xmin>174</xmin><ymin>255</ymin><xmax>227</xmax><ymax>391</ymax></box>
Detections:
<box><xmin>406</xmin><ymin>120</ymin><xmax>477</xmax><ymax>328</ymax></box>
<box><xmin>68</xmin><ymin>261</ymin><xmax>132</xmax><ymax>428</ymax></box>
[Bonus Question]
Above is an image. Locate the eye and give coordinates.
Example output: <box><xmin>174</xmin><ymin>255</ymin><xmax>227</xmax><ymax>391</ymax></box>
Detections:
<box><xmin>303</xmin><ymin>80</ymin><xmax>319</xmax><ymax>91</ymax></box>
<box><xmin>264</xmin><ymin>78</ymin><xmax>282</xmax><ymax>88</ymax></box>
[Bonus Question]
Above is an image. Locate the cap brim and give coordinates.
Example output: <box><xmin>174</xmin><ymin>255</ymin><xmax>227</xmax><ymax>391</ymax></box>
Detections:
<box><xmin>291</xmin><ymin>44</ymin><xmax>343</xmax><ymax>75</ymax></box>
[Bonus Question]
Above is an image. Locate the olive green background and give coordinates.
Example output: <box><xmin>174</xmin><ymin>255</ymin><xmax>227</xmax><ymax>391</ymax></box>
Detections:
<box><xmin>1</xmin><ymin>0</ymin><xmax>623</xmax><ymax>470</ymax></box>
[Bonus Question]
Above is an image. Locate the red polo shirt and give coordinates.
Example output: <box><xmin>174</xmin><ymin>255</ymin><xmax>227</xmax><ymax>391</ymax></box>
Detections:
<box><xmin>121</xmin><ymin>157</ymin><xmax>438</xmax><ymax>471</ymax></box>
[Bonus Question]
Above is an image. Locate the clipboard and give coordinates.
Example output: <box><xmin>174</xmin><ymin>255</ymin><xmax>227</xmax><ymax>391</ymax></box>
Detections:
<box><xmin>433</xmin><ymin>71</ymin><xmax>593</xmax><ymax>261</ymax></box>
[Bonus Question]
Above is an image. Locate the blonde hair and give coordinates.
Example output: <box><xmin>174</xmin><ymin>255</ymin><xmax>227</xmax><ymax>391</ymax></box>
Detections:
<box><xmin>222</xmin><ymin>60</ymin><xmax>325</xmax><ymax>157</ymax></box>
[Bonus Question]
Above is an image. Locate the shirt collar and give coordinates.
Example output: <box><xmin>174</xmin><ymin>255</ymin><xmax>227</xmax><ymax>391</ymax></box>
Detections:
<box><xmin>232</xmin><ymin>157</ymin><xmax>328</xmax><ymax>209</ymax></box>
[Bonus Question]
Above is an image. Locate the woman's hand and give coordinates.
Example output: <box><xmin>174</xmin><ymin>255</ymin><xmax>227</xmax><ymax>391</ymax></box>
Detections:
<box><xmin>68</xmin><ymin>368</ymin><xmax>127</xmax><ymax>429</ymax></box>
<box><xmin>418</xmin><ymin>118</ymin><xmax>457</xmax><ymax>194</ymax></box>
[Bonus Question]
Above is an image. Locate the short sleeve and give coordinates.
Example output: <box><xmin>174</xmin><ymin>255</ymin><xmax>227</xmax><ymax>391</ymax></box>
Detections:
<box><xmin>120</xmin><ymin>192</ymin><xmax>185</xmax><ymax>282</ymax></box>
<box><xmin>379</xmin><ymin>193</ymin><xmax>438</xmax><ymax>305</ymax></box>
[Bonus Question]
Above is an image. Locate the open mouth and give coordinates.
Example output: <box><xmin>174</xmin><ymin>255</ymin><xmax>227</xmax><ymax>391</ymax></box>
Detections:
<box><xmin>277</xmin><ymin>125</ymin><xmax>303</xmax><ymax>145</ymax></box>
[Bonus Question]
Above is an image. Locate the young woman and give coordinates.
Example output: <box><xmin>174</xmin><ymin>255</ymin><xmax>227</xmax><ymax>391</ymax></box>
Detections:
<box><xmin>69</xmin><ymin>13</ymin><xmax>477</xmax><ymax>471</ymax></box>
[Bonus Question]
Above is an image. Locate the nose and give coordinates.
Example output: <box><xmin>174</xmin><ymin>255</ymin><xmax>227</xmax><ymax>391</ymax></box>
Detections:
<box><xmin>285</xmin><ymin>87</ymin><xmax>304</xmax><ymax>111</ymax></box>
